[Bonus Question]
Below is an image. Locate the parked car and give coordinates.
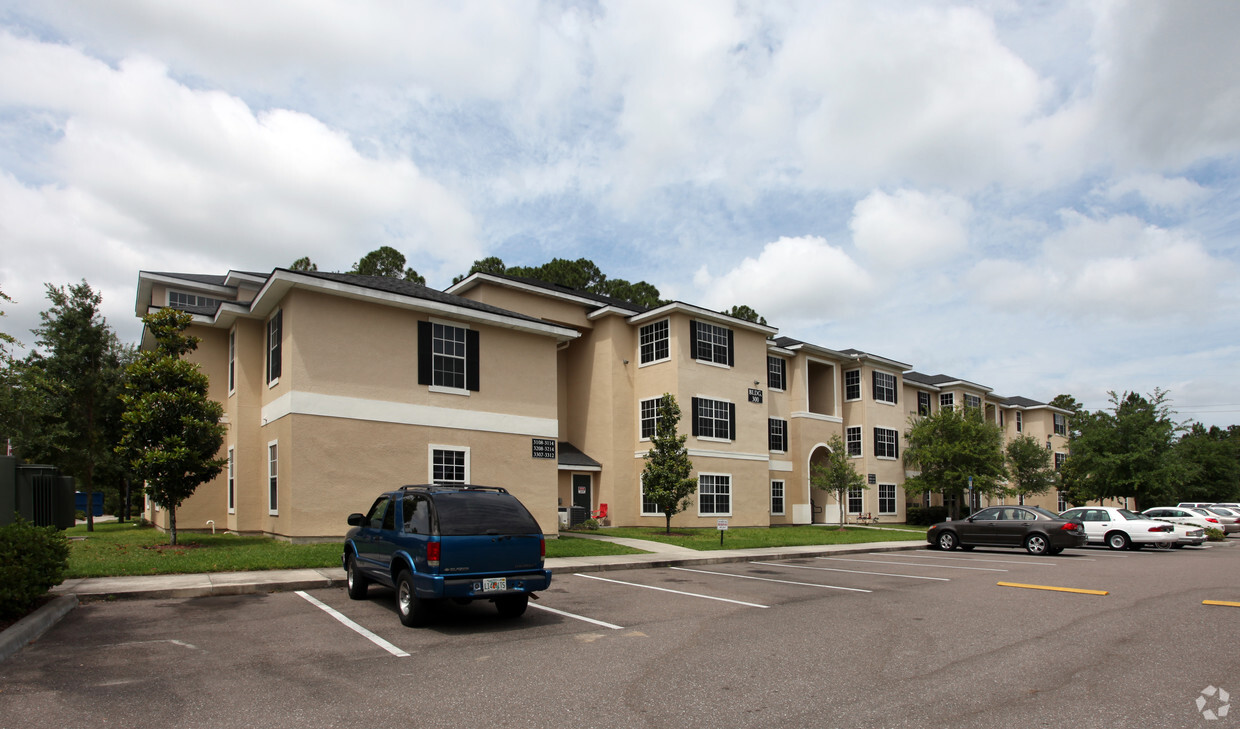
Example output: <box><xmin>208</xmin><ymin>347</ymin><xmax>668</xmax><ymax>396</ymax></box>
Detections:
<box><xmin>1178</xmin><ymin>502</ymin><xmax>1217</xmax><ymax>509</ymax></box>
<box><xmin>343</xmin><ymin>484</ymin><xmax>551</xmax><ymax>627</ymax></box>
<box><xmin>926</xmin><ymin>506</ymin><xmax>1087</xmax><ymax>555</ymax></box>
<box><xmin>1058</xmin><ymin>506</ymin><xmax>1178</xmax><ymax>550</ymax></box>
<box><xmin>1197</xmin><ymin>506</ymin><xmax>1240</xmax><ymax>534</ymax></box>
<box><xmin>1160</xmin><ymin>522</ymin><xmax>1207</xmax><ymax>548</ymax></box>
<box><xmin>1141</xmin><ymin>507</ymin><xmax>1225</xmax><ymax>531</ymax></box>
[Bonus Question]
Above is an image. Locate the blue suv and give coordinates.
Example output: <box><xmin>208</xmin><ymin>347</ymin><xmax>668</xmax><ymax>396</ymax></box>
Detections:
<box><xmin>342</xmin><ymin>485</ymin><xmax>551</xmax><ymax>627</ymax></box>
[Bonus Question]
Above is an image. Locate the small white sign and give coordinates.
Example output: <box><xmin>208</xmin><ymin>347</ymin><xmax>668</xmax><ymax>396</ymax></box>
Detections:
<box><xmin>716</xmin><ymin>519</ymin><xmax>729</xmax><ymax>531</ymax></box>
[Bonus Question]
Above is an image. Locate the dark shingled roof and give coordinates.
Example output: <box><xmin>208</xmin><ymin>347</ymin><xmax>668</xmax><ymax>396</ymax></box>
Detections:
<box><xmin>557</xmin><ymin>442</ymin><xmax>601</xmax><ymax>469</ymax></box>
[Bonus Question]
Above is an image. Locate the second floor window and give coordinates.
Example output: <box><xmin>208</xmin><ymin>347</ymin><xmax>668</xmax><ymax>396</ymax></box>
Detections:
<box><xmin>1054</xmin><ymin>413</ymin><xmax>1068</xmax><ymax>436</ymax></box>
<box><xmin>266</xmin><ymin>310</ymin><xmax>282</xmax><ymax>384</ymax></box>
<box><xmin>640</xmin><ymin>398</ymin><xmax>660</xmax><ymax>440</ymax></box>
<box><xmin>691</xmin><ymin>321</ymin><xmax>733</xmax><ymax>366</ymax></box>
<box><xmin>692</xmin><ymin>397</ymin><xmax>735</xmax><ymax>440</ymax></box>
<box><xmin>768</xmin><ymin>418</ymin><xmax>788</xmax><ymax>452</ymax></box>
<box><xmin>768</xmin><ymin>356</ymin><xmax>786</xmax><ymax>390</ymax></box>
<box><xmin>639</xmin><ymin>319</ymin><xmax>669</xmax><ymax>365</ymax></box>
<box><xmin>846</xmin><ymin>426</ymin><xmax>862</xmax><ymax>457</ymax></box>
<box><xmin>874</xmin><ymin>427</ymin><xmax>898</xmax><ymax>459</ymax></box>
<box><xmin>418</xmin><ymin>321</ymin><xmax>480</xmax><ymax>392</ymax></box>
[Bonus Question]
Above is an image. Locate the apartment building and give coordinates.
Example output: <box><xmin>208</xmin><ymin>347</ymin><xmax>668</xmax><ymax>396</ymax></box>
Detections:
<box><xmin>133</xmin><ymin>268</ymin><xmax>1072</xmax><ymax>539</ymax></box>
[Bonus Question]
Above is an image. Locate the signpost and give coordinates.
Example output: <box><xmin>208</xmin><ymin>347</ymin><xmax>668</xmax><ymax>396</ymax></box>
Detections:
<box><xmin>717</xmin><ymin>518</ymin><xmax>728</xmax><ymax>546</ymax></box>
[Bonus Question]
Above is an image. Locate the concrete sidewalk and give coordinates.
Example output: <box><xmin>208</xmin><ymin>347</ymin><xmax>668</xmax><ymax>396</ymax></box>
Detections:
<box><xmin>2</xmin><ymin>535</ymin><xmax>923</xmax><ymax>661</ymax></box>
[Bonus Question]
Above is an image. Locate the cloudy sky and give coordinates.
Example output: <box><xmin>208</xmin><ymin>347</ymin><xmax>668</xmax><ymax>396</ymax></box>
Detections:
<box><xmin>1</xmin><ymin>0</ymin><xmax>1238</xmax><ymax>426</ymax></box>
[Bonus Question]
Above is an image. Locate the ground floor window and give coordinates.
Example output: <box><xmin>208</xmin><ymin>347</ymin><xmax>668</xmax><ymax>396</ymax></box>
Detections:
<box><xmin>771</xmin><ymin>480</ymin><xmax>785</xmax><ymax>515</ymax></box>
<box><xmin>431</xmin><ymin>446</ymin><xmax>469</xmax><ymax>483</ymax></box>
<box><xmin>847</xmin><ymin>486</ymin><xmax>863</xmax><ymax>514</ymax></box>
<box><xmin>267</xmin><ymin>441</ymin><xmax>278</xmax><ymax>516</ymax></box>
<box><xmin>1057</xmin><ymin>490</ymin><xmax>1067</xmax><ymax>512</ymax></box>
<box><xmin>699</xmin><ymin>474</ymin><xmax>731</xmax><ymax>516</ymax></box>
<box><xmin>641</xmin><ymin>474</ymin><xmax>661</xmax><ymax>516</ymax></box>
<box><xmin>878</xmin><ymin>484</ymin><xmax>896</xmax><ymax>514</ymax></box>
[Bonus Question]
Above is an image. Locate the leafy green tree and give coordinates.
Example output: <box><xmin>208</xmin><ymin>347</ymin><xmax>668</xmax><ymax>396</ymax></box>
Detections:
<box><xmin>117</xmin><ymin>309</ymin><xmax>226</xmax><ymax>545</ymax></box>
<box><xmin>290</xmin><ymin>256</ymin><xmax>318</xmax><ymax>272</ymax></box>
<box><xmin>0</xmin><ymin>287</ymin><xmax>16</xmax><ymax>358</ymax></box>
<box><xmin>595</xmin><ymin>278</ymin><xmax>664</xmax><ymax>309</ymax></box>
<box><xmin>1172</xmin><ymin>423</ymin><xmax>1240</xmax><ymax>503</ymax></box>
<box><xmin>902</xmin><ymin>406</ymin><xmax>1006</xmax><ymax>519</ymax></box>
<box><xmin>1059</xmin><ymin>390</ymin><xmax>1184</xmax><ymax>510</ymax></box>
<box><xmin>724</xmin><ymin>305</ymin><xmax>767</xmax><ymax>326</ymax></box>
<box><xmin>640</xmin><ymin>394</ymin><xmax>697</xmax><ymax>534</ymax></box>
<box><xmin>350</xmin><ymin>246</ymin><xmax>426</xmax><ymax>285</ymax></box>
<box><xmin>508</xmin><ymin>257</ymin><xmax>606</xmax><ymax>291</ymax></box>
<box><xmin>1049</xmin><ymin>394</ymin><xmax>1083</xmax><ymax>420</ymax></box>
<box><xmin>452</xmin><ymin>256</ymin><xmax>508</xmax><ymax>285</ymax></box>
<box><xmin>1005</xmin><ymin>435</ymin><xmax>1057</xmax><ymax>503</ymax></box>
<box><xmin>810</xmin><ymin>434</ymin><xmax>867</xmax><ymax>527</ymax></box>
<box><xmin>23</xmin><ymin>282</ymin><xmax>129</xmax><ymax>531</ymax></box>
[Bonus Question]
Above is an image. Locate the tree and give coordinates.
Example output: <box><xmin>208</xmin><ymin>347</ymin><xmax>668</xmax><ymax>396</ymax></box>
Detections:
<box><xmin>1173</xmin><ymin>424</ymin><xmax>1240</xmax><ymax>503</ymax></box>
<box><xmin>351</xmin><ymin>246</ymin><xmax>426</xmax><ymax>285</ymax></box>
<box><xmin>117</xmin><ymin>309</ymin><xmax>226</xmax><ymax>545</ymax></box>
<box><xmin>290</xmin><ymin>257</ymin><xmax>318</xmax><ymax>272</ymax></box>
<box><xmin>902</xmin><ymin>406</ymin><xmax>1006</xmax><ymax>519</ymax></box>
<box><xmin>810</xmin><ymin>434</ymin><xmax>866</xmax><ymax>527</ymax></box>
<box><xmin>1059</xmin><ymin>390</ymin><xmax>1185</xmax><ymax>510</ymax></box>
<box><xmin>724</xmin><ymin>305</ymin><xmax>767</xmax><ymax>326</ymax></box>
<box><xmin>1049</xmin><ymin>394</ymin><xmax>1083</xmax><ymax>420</ymax></box>
<box><xmin>1005</xmin><ymin>435</ymin><xmax>1057</xmax><ymax>503</ymax></box>
<box><xmin>0</xmin><ymin>287</ymin><xmax>16</xmax><ymax>359</ymax></box>
<box><xmin>640</xmin><ymin>394</ymin><xmax>697</xmax><ymax>533</ymax></box>
<box><xmin>458</xmin><ymin>256</ymin><xmax>667</xmax><ymax>309</ymax></box>
<box><xmin>24</xmin><ymin>282</ymin><xmax>129</xmax><ymax>532</ymax></box>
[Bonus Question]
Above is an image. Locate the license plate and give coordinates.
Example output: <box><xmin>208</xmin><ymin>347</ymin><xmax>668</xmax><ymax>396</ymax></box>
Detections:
<box><xmin>482</xmin><ymin>577</ymin><xmax>507</xmax><ymax>592</ymax></box>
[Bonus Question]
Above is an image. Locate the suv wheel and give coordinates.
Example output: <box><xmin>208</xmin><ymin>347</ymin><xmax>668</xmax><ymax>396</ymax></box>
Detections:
<box><xmin>345</xmin><ymin>553</ymin><xmax>369</xmax><ymax>600</ymax></box>
<box><xmin>495</xmin><ymin>594</ymin><xmax>529</xmax><ymax>618</ymax></box>
<box><xmin>396</xmin><ymin>570</ymin><xmax>434</xmax><ymax>627</ymax></box>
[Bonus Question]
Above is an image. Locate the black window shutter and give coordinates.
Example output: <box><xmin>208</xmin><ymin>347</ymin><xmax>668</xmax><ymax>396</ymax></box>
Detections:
<box><xmin>691</xmin><ymin>397</ymin><xmax>701</xmax><ymax>437</ymax></box>
<box><xmin>466</xmin><ymin>329</ymin><xmax>480</xmax><ymax>391</ymax></box>
<box><xmin>728</xmin><ymin>402</ymin><xmax>736</xmax><ymax>440</ymax></box>
<box><xmin>872</xmin><ymin>371</ymin><xmax>878</xmax><ymax>400</ymax></box>
<box><xmin>726</xmin><ymin>329</ymin><xmax>734</xmax><ymax>367</ymax></box>
<box><xmin>873</xmin><ymin>427</ymin><xmax>879</xmax><ymax>454</ymax></box>
<box><xmin>894</xmin><ymin>436</ymin><xmax>899</xmax><ymax>458</ymax></box>
<box><xmin>417</xmin><ymin>321</ymin><xmax>432</xmax><ymax>385</ymax></box>
<box><xmin>690</xmin><ymin>321</ymin><xmax>699</xmax><ymax>359</ymax></box>
<box><xmin>893</xmin><ymin>377</ymin><xmax>898</xmax><ymax>405</ymax></box>
<box><xmin>781</xmin><ymin>425</ymin><xmax>788</xmax><ymax>452</ymax></box>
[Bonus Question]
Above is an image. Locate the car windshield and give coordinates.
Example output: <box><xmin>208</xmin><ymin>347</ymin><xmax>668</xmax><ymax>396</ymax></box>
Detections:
<box><xmin>1208</xmin><ymin>507</ymin><xmax>1236</xmax><ymax>516</ymax></box>
<box><xmin>1117</xmin><ymin>509</ymin><xmax>1146</xmax><ymax>520</ymax></box>
<box><xmin>1027</xmin><ymin>506</ymin><xmax>1061</xmax><ymax>519</ymax></box>
<box><xmin>433</xmin><ymin>491</ymin><xmax>541</xmax><ymax>536</ymax></box>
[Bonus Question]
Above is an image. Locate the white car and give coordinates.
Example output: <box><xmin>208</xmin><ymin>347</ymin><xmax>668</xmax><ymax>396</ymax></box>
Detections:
<box><xmin>1059</xmin><ymin>507</ymin><xmax>1179</xmax><ymax>550</ymax></box>
<box><xmin>1145</xmin><ymin>521</ymin><xmax>1207</xmax><ymax>548</ymax></box>
<box><xmin>1142</xmin><ymin>507</ymin><xmax>1226</xmax><ymax>531</ymax></box>
<box><xmin>1191</xmin><ymin>508</ymin><xmax>1240</xmax><ymax>534</ymax></box>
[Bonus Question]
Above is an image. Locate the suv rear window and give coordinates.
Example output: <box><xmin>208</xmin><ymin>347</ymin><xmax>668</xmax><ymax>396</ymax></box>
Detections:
<box><xmin>433</xmin><ymin>492</ymin><xmax>541</xmax><ymax>536</ymax></box>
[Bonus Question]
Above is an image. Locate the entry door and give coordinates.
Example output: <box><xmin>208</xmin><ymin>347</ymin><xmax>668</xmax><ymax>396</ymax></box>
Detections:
<box><xmin>572</xmin><ymin>474</ymin><xmax>592</xmax><ymax>512</ymax></box>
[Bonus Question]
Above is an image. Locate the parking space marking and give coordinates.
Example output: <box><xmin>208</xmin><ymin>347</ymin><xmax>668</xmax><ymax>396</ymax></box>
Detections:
<box><xmin>996</xmin><ymin>582</ymin><xmax>1108</xmax><ymax>596</ymax></box>
<box><xmin>528</xmin><ymin>602</ymin><xmax>624</xmax><ymax>629</ymax></box>
<box><xmin>817</xmin><ymin>557</ymin><xmax>1007</xmax><ymax>572</ymax></box>
<box><xmin>670</xmin><ymin>566</ymin><xmax>871</xmax><ymax>592</ymax></box>
<box><xmin>886</xmin><ymin>553</ymin><xmax>1058</xmax><ymax>566</ymax></box>
<box><xmin>574</xmin><ymin>573</ymin><xmax>770</xmax><ymax>608</ymax></box>
<box><xmin>295</xmin><ymin>591</ymin><xmax>410</xmax><ymax>657</ymax></box>
<box><xmin>1203</xmin><ymin>600</ymin><xmax>1240</xmax><ymax>608</ymax></box>
<box><xmin>751</xmin><ymin>561</ymin><xmax>949</xmax><ymax>582</ymax></box>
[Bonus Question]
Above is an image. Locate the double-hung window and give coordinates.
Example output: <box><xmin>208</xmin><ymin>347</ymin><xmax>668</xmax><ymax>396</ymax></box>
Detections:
<box><xmin>939</xmin><ymin>393</ymin><xmax>954</xmax><ymax>411</ymax></box>
<box><xmin>639</xmin><ymin>319</ymin><xmax>670</xmax><ymax>365</ymax></box>
<box><xmin>845</xmin><ymin>369</ymin><xmax>861</xmax><ymax>401</ymax></box>
<box><xmin>267</xmin><ymin>441</ymin><xmax>279</xmax><ymax>515</ymax></box>
<box><xmin>874</xmin><ymin>427</ymin><xmax>898</xmax><ymax>459</ymax></box>
<box><xmin>698</xmin><ymin>474</ymin><xmax>731</xmax><ymax>515</ymax></box>
<box><xmin>641</xmin><ymin>474</ymin><xmax>661</xmax><ymax>516</ymax></box>
<box><xmin>918</xmin><ymin>391</ymin><xmax>931</xmax><ymax>416</ymax></box>
<box><xmin>266</xmin><ymin>310</ymin><xmax>282</xmax><ymax>385</ymax></box>
<box><xmin>431</xmin><ymin>446</ymin><xmax>469</xmax><ymax>484</ymax></box>
<box><xmin>1015</xmin><ymin>411</ymin><xmax>1023</xmax><ymax>432</ymax></box>
<box><xmin>873</xmin><ymin>371</ymin><xmax>897</xmax><ymax>404</ymax></box>
<box><xmin>418</xmin><ymin>321</ymin><xmax>480</xmax><ymax>392</ymax></box>
<box><xmin>768</xmin><ymin>418</ymin><xmax>788</xmax><ymax>452</ymax></box>
<box><xmin>1055</xmin><ymin>452</ymin><xmax>1066</xmax><ymax>471</ymax></box>
<box><xmin>847</xmin><ymin>487</ymin><xmax>863</xmax><ymax>514</ymax></box>
<box><xmin>1054</xmin><ymin>413</ymin><xmax>1067</xmax><ymax>436</ymax></box>
<box><xmin>692</xmin><ymin>397</ymin><xmax>735</xmax><ymax>440</ymax></box>
<box><xmin>965</xmin><ymin>394</ymin><xmax>981</xmax><ymax>411</ymax></box>
<box><xmin>767</xmin><ymin>356</ymin><xmax>786</xmax><ymax>390</ymax></box>
<box><xmin>771</xmin><ymin>481</ymin><xmax>785</xmax><ymax>515</ymax></box>
<box><xmin>879</xmin><ymin>484</ymin><xmax>896</xmax><ymax>514</ymax></box>
<box><xmin>228</xmin><ymin>329</ymin><xmax>236</xmax><ymax>393</ymax></box>
<box><xmin>639</xmin><ymin>398</ymin><xmax>660</xmax><ymax>440</ymax></box>
<box><xmin>691</xmin><ymin>321</ymin><xmax>733</xmax><ymax>366</ymax></box>
<box><xmin>846</xmin><ymin>426</ymin><xmax>862</xmax><ymax>457</ymax></box>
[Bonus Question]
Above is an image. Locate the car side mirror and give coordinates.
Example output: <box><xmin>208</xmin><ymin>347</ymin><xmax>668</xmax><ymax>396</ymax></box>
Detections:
<box><xmin>347</xmin><ymin>513</ymin><xmax>364</xmax><ymax>527</ymax></box>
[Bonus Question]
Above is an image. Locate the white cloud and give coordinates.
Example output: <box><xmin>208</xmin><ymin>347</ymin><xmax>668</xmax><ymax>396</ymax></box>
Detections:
<box><xmin>1099</xmin><ymin>173</ymin><xmax>1209</xmax><ymax>211</ymax></box>
<box><xmin>850</xmin><ymin>189</ymin><xmax>972</xmax><ymax>267</ymax></box>
<box><xmin>693</xmin><ymin>236</ymin><xmax>874</xmax><ymax>326</ymax></box>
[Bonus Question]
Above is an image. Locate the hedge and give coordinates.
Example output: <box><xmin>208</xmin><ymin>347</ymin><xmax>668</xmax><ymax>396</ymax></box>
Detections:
<box><xmin>0</xmin><ymin>516</ymin><xmax>71</xmax><ymax>621</ymax></box>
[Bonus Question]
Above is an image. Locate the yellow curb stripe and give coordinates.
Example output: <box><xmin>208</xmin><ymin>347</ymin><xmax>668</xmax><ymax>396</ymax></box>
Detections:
<box><xmin>1203</xmin><ymin>600</ymin><xmax>1240</xmax><ymax>608</ymax></box>
<box><xmin>997</xmin><ymin>581</ymin><xmax>1109</xmax><ymax>596</ymax></box>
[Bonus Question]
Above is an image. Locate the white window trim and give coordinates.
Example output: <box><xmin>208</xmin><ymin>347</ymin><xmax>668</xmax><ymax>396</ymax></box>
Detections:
<box><xmin>694</xmin><ymin>321</ymin><xmax>732</xmax><ymax>367</ymax></box>
<box><xmin>695</xmin><ymin>395</ymin><xmax>734</xmax><ymax>442</ymax></box>
<box><xmin>428</xmin><ymin>317</ymin><xmax>471</xmax><ymax>395</ymax></box>
<box><xmin>639</xmin><ymin>397</ymin><xmax>660</xmax><ymax>442</ymax></box>
<box><xmin>846</xmin><ymin>425</ymin><xmax>863</xmax><ymax>459</ymax></box>
<box><xmin>847</xmin><ymin>486</ymin><xmax>864</xmax><ymax>515</ymax></box>
<box><xmin>640</xmin><ymin>473</ymin><xmax>662</xmax><ymax>516</ymax></box>
<box><xmin>771</xmin><ymin>479</ymin><xmax>786</xmax><ymax>516</ymax></box>
<box><xmin>429</xmin><ymin>384</ymin><xmax>471</xmax><ymax>397</ymax></box>
<box><xmin>267</xmin><ymin>439</ymin><xmax>279</xmax><ymax>516</ymax></box>
<box><xmin>638</xmin><ymin>318</ymin><xmax>672</xmax><ymax>368</ymax></box>
<box><xmin>768</xmin><ymin>418</ymin><xmax>788</xmax><ymax>454</ymax></box>
<box><xmin>844</xmin><ymin>369</ymin><xmax>862</xmax><ymax>402</ymax></box>
<box><xmin>227</xmin><ymin>446</ymin><xmax>236</xmax><ymax>515</ymax></box>
<box><xmin>266</xmin><ymin>310</ymin><xmax>281</xmax><ymax>389</ymax></box>
<box><xmin>428</xmin><ymin>444</ymin><xmax>471</xmax><ymax>484</ymax></box>
<box><xmin>875</xmin><ymin>427</ymin><xmax>899</xmax><ymax>460</ymax></box>
<box><xmin>873</xmin><ymin>370</ymin><xmax>898</xmax><ymax>405</ymax></box>
<box><xmin>767</xmin><ymin>356</ymin><xmax>787</xmax><ymax>392</ymax></box>
<box><xmin>878</xmin><ymin>483</ymin><xmax>897</xmax><ymax>515</ymax></box>
<box><xmin>697</xmin><ymin>472</ymin><xmax>733</xmax><ymax>517</ymax></box>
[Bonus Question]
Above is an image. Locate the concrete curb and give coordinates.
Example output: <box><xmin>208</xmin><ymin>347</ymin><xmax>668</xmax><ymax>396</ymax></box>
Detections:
<box><xmin>1</xmin><ymin>594</ymin><xmax>79</xmax><ymax>663</ymax></box>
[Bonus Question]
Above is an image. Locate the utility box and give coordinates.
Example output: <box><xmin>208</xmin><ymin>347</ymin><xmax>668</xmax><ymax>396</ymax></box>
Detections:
<box><xmin>0</xmin><ymin>457</ymin><xmax>76</xmax><ymax>529</ymax></box>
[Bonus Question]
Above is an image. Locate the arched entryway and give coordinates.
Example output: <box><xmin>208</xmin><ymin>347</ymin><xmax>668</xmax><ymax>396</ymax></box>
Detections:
<box><xmin>806</xmin><ymin>443</ymin><xmax>842</xmax><ymax>525</ymax></box>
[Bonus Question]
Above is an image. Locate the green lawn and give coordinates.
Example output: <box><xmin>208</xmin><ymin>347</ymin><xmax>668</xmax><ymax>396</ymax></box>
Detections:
<box><xmin>560</xmin><ymin>524</ymin><xmax>927</xmax><ymax>551</ymax></box>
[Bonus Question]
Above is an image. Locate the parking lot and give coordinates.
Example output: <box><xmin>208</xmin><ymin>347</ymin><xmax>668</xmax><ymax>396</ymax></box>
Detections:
<box><xmin>4</xmin><ymin>541</ymin><xmax>1239</xmax><ymax>728</ymax></box>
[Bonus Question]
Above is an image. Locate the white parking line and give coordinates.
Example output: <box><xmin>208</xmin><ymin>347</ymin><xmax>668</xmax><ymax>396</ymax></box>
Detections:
<box><xmin>574</xmin><ymin>573</ymin><xmax>770</xmax><ymax>608</ymax></box>
<box><xmin>816</xmin><ymin>557</ymin><xmax>1007</xmax><ymax>572</ymax></box>
<box><xmin>528</xmin><ymin>602</ymin><xmax>624</xmax><ymax>630</ymax></box>
<box><xmin>670</xmin><ymin>566</ymin><xmax>872</xmax><ymax>592</ymax></box>
<box><xmin>886</xmin><ymin>553</ymin><xmax>1059</xmax><ymax>566</ymax></box>
<box><xmin>751</xmin><ymin>561</ymin><xmax>950</xmax><ymax>582</ymax></box>
<box><xmin>295</xmin><ymin>591</ymin><xmax>410</xmax><ymax>658</ymax></box>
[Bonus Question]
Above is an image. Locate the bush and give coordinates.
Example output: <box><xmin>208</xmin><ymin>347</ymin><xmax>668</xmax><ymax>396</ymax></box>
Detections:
<box><xmin>0</xmin><ymin>516</ymin><xmax>71</xmax><ymax>620</ymax></box>
<box><xmin>906</xmin><ymin>506</ymin><xmax>950</xmax><ymax>526</ymax></box>
<box><xmin>1205</xmin><ymin>527</ymin><xmax>1226</xmax><ymax>542</ymax></box>
<box><xmin>579</xmin><ymin>518</ymin><xmax>600</xmax><ymax>531</ymax></box>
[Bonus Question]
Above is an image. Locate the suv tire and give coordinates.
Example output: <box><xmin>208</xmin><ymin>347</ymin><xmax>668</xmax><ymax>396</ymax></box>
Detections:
<box><xmin>495</xmin><ymin>594</ymin><xmax>529</xmax><ymax>618</ymax></box>
<box><xmin>345</xmin><ymin>553</ymin><xmax>369</xmax><ymax>600</ymax></box>
<box><xmin>396</xmin><ymin>570</ymin><xmax>435</xmax><ymax>627</ymax></box>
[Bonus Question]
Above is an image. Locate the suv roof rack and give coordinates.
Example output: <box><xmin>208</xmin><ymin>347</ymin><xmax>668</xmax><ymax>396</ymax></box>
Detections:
<box><xmin>398</xmin><ymin>484</ymin><xmax>509</xmax><ymax>494</ymax></box>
